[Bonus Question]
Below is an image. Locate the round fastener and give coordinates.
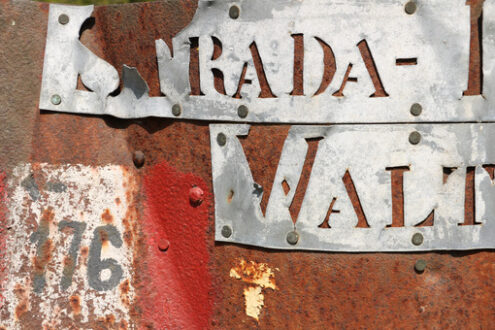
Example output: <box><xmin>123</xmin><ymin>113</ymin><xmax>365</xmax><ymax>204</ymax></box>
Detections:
<box><xmin>132</xmin><ymin>150</ymin><xmax>145</xmax><ymax>168</ymax></box>
<box><xmin>51</xmin><ymin>94</ymin><xmax>62</xmax><ymax>105</ymax></box>
<box><xmin>410</xmin><ymin>103</ymin><xmax>422</xmax><ymax>116</ymax></box>
<box><xmin>58</xmin><ymin>14</ymin><xmax>69</xmax><ymax>25</ymax></box>
<box><xmin>189</xmin><ymin>186</ymin><xmax>204</xmax><ymax>206</ymax></box>
<box><xmin>217</xmin><ymin>133</ymin><xmax>227</xmax><ymax>146</ymax></box>
<box><xmin>405</xmin><ymin>1</ymin><xmax>417</xmax><ymax>15</ymax></box>
<box><xmin>221</xmin><ymin>225</ymin><xmax>232</xmax><ymax>238</ymax></box>
<box><xmin>286</xmin><ymin>231</ymin><xmax>299</xmax><ymax>245</ymax></box>
<box><xmin>229</xmin><ymin>5</ymin><xmax>240</xmax><ymax>19</ymax></box>
<box><xmin>172</xmin><ymin>104</ymin><xmax>181</xmax><ymax>117</ymax></box>
<box><xmin>414</xmin><ymin>259</ymin><xmax>427</xmax><ymax>273</ymax></box>
<box><xmin>409</xmin><ymin>131</ymin><xmax>421</xmax><ymax>145</ymax></box>
<box><xmin>237</xmin><ymin>105</ymin><xmax>248</xmax><ymax>118</ymax></box>
<box><xmin>412</xmin><ymin>232</ymin><xmax>424</xmax><ymax>246</ymax></box>
<box><xmin>158</xmin><ymin>239</ymin><xmax>170</xmax><ymax>252</ymax></box>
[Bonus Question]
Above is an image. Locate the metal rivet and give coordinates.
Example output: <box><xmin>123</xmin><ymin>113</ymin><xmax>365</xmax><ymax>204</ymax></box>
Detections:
<box><xmin>133</xmin><ymin>150</ymin><xmax>145</xmax><ymax>168</ymax></box>
<box><xmin>229</xmin><ymin>5</ymin><xmax>240</xmax><ymax>19</ymax></box>
<box><xmin>221</xmin><ymin>225</ymin><xmax>232</xmax><ymax>238</ymax></box>
<box><xmin>286</xmin><ymin>231</ymin><xmax>299</xmax><ymax>245</ymax></box>
<box><xmin>412</xmin><ymin>232</ymin><xmax>424</xmax><ymax>246</ymax></box>
<box><xmin>158</xmin><ymin>239</ymin><xmax>170</xmax><ymax>252</ymax></box>
<box><xmin>189</xmin><ymin>186</ymin><xmax>204</xmax><ymax>206</ymax></box>
<box><xmin>414</xmin><ymin>259</ymin><xmax>427</xmax><ymax>273</ymax></box>
<box><xmin>410</xmin><ymin>103</ymin><xmax>422</xmax><ymax>116</ymax></box>
<box><xmin>172</xmin><ymin>104</ymin><xmax>181</xmax><ymax>116</ymax></box>
<box><xmin>217</xmin><ymin>133</ymin><xmax>227</xmax><ymax>146</ymax></box>
<box><xmin>50</xmin><ymin>94</ymin><xmax>61</xmax><ymax>105</ymax></box>
<box><xmin>237</xmin><ymin>105</ymin><xmax>248</xmax><ymax>118</ymax></box>
<box><xmin>58</xmin><ymin>14</ymin><xmax>69</xmax><ymax>25</ymax></box>
<box><xmin>405</xmin><ymin>1</ymin><xmax>417</xmax><ymax>15</ymax></box>
<box><xmin>409</xmin><ymin>131</ymin><xmax>421</xmax><ymax>145</ymax></box>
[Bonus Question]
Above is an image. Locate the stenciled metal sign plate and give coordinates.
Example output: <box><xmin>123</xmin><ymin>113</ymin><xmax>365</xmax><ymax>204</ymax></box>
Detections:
<box><xmin>211</xmin><ymin>123</ymin><xmax>495</xmax><ymax>251</ymax></box>
<box><xmin>38</xmin><ymin>0</ymin><xmax>495</xmax><ymax>122</ymax></box>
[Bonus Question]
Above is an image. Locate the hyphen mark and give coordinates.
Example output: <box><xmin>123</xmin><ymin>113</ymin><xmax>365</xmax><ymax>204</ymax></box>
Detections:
<box><xmin>395</xmin><ymin>58</ymin><xmax>418</xmax><ymax>66</ymax></box>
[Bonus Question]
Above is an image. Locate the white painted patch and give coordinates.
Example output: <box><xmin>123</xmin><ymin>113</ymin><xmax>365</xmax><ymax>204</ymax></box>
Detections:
<box><xmin>0</xmin><ymin>164</ymin><xmax>136</xmax><ymax>329</ymax></box>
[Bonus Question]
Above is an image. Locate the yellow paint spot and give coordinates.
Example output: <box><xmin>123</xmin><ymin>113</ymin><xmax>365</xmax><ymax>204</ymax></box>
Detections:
<box><xmin>243</xmin><ymin>286</ymin><xmax>264</xmax><ymax>321</ymax></box>
<box><xmin>230</xmin><ymin>259</ymin><xmax>277</xmax><ymax>322</ymax></box>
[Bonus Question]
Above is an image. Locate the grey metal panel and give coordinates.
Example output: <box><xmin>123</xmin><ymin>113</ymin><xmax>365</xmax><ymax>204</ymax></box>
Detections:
<box><xmin>211</xmin><ymin>123</ymin><xmax>495</xmax><ymax>251</ymax></box>
<box><xmin>38</xmin><ymin>1</ymin><xmax>489</xmax><ymax>122</ymax></box>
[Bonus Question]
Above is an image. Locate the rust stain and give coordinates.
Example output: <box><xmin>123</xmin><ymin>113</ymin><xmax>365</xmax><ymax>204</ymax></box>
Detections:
<box><xmin>230</xmin><ymin>259</ymin><xmax>277</xmax><ymax>290</ymax></box>
<box><xmin>230</xmin><ymin>259</ymin><xmax>278</xmax><ymax>321</ymax></box>
<box><xmin>101</xmin><ymin>208</ymin><xmax>114</xmax><ymax>224</ymax></box>
<box><xmin>115</xmin><ymin>197</ymin><xmax>121</xmax><ymax>205</ymax></box>
<box><xmin>13</xmin><ymin>284</ymin><xmax>29</xmax><ymax>321</ymax></box>
<box><xmin>120</xmin><ymin>279</ymin><xmax>131</xmax><ymax>307</ymax></box>
<box><xmin>69</xmin><ymin>295</ymin><xmax>81</xmax><ymax>315</ymax></box>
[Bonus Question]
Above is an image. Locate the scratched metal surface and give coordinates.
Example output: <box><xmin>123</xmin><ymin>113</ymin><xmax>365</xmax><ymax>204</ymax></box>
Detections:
<box><xmin>1</xmin><ymin>0</ymin><xmax>495</xmax><ymax>328</ymax></box>
<box><xmin>211</xmin><ymin>123</ymin><xmax>495</xmax><ymax>251</ymax></box>
<box><xmin>39</xmin><ymin>0</ymin><xmax>483</xmax><ymax>123</ymax></box>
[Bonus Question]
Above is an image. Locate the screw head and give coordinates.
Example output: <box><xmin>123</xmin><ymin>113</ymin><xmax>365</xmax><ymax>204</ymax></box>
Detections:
<box><xmin>58</xmin><ymin>14</ymin><xmax>69</xmax><ymax>25</ymax></box>
<box><xmin>158</xmin><ymin>239</ymin><xmax>170</xmax><ymax>252</ymax></box>
<box><xmin>409</xmin><ymin>131</ymin><xmax>421</xmax><ymax>145</ymax></box>
<box><xmin>217</xmin><ymin>133</ymin><xmax>227</xmax><ymax>146</ymax></box>
<box><xmin>229</xmin><ymin>5</ymin><xmax>240</xmax><ymax>19</ymax></box>
<box><xmin>414</xmin><ymin>259</ymin><xmax>427</xmax><ymax>273</ymax></box>
<box><xmin>50</xmin><ymin>94</ymin><xmax>61</xmax><ymax>105</ymax></box>
<box><xmin>132</xmin><ymin>150</ymin><xmax>145</xmax><ymax>168</ymax></box>
<box><xmin>172</xmin><ymin>104</ymin><xmax>181</xmax><ymax>116</ymax></box>
<box><xmin>410</xmin><ymin>103</ymin><xmax>422</xmax><ymax>116</ymax></box>
<box><xmin>412</xmin><ymin>232</ymin><xmax>424</xmax><ymax>246</ymax></box>
<box><xmin>221</xmin><ymin>225</ymin><xmax>232</xmax><ymax>238</ymax></box>
<box><xmin>405</xmin><ymin>1</ymin><xmax>417</xmax><ymax>14</ymax></box>
<box><xmin>237</xmin><ymin>105</ymin><xmax>248</xmax><ymax>118</ymax></box>
<box><xmin>189</xmin><ymin>186</ymin><xmax>204</xmax><ymax>206</ymax></box>
<box><xmin>286</xmin><ymin>231</ymin><xmax>299</xmax><ymax>245</ymax></box>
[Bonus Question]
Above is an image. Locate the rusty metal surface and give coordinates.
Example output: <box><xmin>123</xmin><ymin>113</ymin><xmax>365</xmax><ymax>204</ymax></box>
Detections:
<box><xmin>0</xmin><ymin>0</ymin><xmax>494</xmax><ymax>328</ymax></box>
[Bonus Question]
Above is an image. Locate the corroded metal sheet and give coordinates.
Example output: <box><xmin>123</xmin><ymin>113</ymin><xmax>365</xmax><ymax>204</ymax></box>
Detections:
<box><xmin>1</xmin><ymin>164</ymin><xmax>136</xmax><ymax>328</ymax></box>
<box><xmin>211</xmin><ymin>123</ymin><xmax>495</xmax><ymax>251</ymax></box>
<box><xmin>38</xmin><ymin>0</ymin><xmax>490</xmax><ymax>122</ymax></box>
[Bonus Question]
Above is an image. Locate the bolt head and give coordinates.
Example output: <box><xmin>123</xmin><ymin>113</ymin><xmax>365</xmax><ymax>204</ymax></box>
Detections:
<box><xmin>133</xmin><ymin>150</ymin><xmax>145</xmax><ymax>168</ymax></box>
<box><xmin>409</xmin><ymin>131</ymin><xmax>421</xmax><ymax>145</ymax></box>
<box><xmin>237</xmin><ymin>105</ymin><xmax>248</xmax><ymax>118</ymax></box>
<box><xmin>410</xmin><ymin>103</ymin><xmax>422</xmax><ymax>116</ymax></box>
<box><xmin>217</xmin><ymin>133</ymin><xmax>227</xmax><ymax>146</ymax></box>
<box><xmin>189</xmin><ymin>186</ymin><xmax>204</xmax><ymax>206</ymax></box>
<box><xmin>286</xmin><ymin>231</ymin><xmax>299</xmax><ymax>245</ymax></box>
<box><xmin>405</xmin><ymin>1</ymin><xmax>417</xmax><ymax>14</ymax></box>
<box><xmin>50</xmin><ymin>94</ymin><xmax>61</xmax><ymax>105</ymax></box>
<box><xmin>414</xmin><ymin>259</ymin><xmax>427</xmax><ymax>273</ymax></box>
<box><xmin>172</xmin><ymin>104</ymin><xmax>181</xmax><ymax>116</ymax></box>
<box><xmin>58</xmin><ymin>14</ymin><xmax>69</xmax><ymax>25</ymax></box>
<box><xmin>412</xmin><ymin>232</ymin><xmax>424</xmax><ymax>246</ymax></box>
<box><xmin>229</xmin><ymin>5</ymin><xmax>240</xmax><ymax>19</ymax></box>
<box><xmin>158</xmin><ymin>239</ymin><xmax>170</xmax><ymax>252</ymax></box>
<box><xmin>221</xmin><ymin>225</ymin><xmax>232</xmax><ymax>238</ymax></box>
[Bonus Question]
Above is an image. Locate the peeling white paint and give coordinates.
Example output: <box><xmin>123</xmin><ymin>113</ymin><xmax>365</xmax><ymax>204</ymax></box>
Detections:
<box><xmin>0</xmin><ymin>164</ymin><xmax>136</xmax><ymax>329</ymax></box>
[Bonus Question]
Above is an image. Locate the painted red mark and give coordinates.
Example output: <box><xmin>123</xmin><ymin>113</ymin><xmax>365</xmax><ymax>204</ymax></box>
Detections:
<box><xmin>141</xmin><ymin>162</ymin><xmax>212</xmax><ymax>329</ymax></box>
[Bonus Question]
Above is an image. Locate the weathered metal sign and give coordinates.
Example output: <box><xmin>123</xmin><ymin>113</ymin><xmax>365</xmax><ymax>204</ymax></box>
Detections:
<box><xmin>40</xmin><ymin>0</ymin><xmax>495</xmax><ymax>122</ymax></box>
<box><xmin>211</xmin><ymin>124</ymin><xmax>495</xmax><ymax>251</ymax></box>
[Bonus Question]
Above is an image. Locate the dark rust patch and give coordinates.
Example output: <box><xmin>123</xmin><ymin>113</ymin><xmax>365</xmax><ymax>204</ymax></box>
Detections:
<box><xmin>101</xmin><ymin>208</ymin><xmax>114</xmax><ymax>224</ymax></box>
<box><xmin>69</xmin><ymin>295</ymin><xmax>81</xmax><ymax>315</ymax></box>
